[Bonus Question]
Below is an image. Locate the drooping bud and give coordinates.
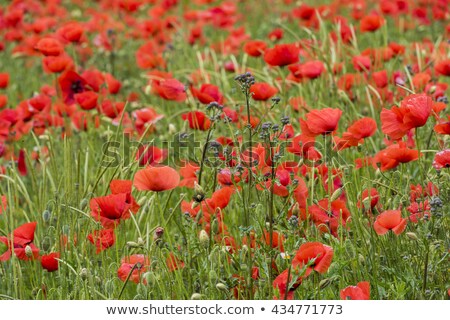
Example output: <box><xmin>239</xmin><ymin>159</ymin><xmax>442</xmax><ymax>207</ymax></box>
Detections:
<box><xmin>126</xmin><ymin>241</ymin><xmax>139</xmax><ymax>248</ymax></box>
<box><xmin>406</xmin><ymin>232</ymin><xmax>418</xmax><ymax>241</ymax></box>
<box><xmin>330</xmin><ymin>187</ymin><xmax>344</xmax><ymax>202</ymax></box>
<box><xmin>216</xmin><ymin>283</ymin><xmax>228</xmax><ymax>292</ymax></box>
<box><xmin>191</xmin><ymin>293</ymin><xmax>202</xmax><ymax>300</ymax></box>
<box><xmin>193</xmin><ymin>182</ymin><xmax>205</xmax><ymax>203</ymax></box>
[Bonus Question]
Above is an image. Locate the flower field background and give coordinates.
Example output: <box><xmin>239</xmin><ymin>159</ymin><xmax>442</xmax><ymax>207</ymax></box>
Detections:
<box><xmin>0</xmin><ymin>0</ymin><xmax>449</xmax><ymax>300</ymax></box>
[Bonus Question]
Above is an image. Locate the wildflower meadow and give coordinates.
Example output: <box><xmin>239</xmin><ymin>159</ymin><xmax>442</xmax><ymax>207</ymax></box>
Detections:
<box><xmin>0</xmin><ymin>0</ymin><xmax>449</xmax><ymax>302</ymax></box>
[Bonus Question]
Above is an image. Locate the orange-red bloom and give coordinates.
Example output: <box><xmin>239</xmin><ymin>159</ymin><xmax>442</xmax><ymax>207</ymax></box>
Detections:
<box><xmin>40</xmin><ymin>252</ymin><xmax>60</xmax><ymax>272</ymax></box>
<box><xmin>300</xmin><ymin>108</ymin><xmax>342</xmax><ymax>136</ymax></box>
<box><xmin>340</xmin><ymin>281</ymin><xmax>370</xmax><ymax>300</ymax></box>
<box><xmin>433</xmin><ymin>149</ymin><xmax>450</xmax><ymax>170</ymax></box>
<box><xmin>117</xmin><ymin>254</ymin><xmax>150</xmax><ymax>284</ymax></box>
<box><xmin>381</xmin><ymin>93</ymin><xmax>432</xmax><ymax>139</ymax></box>
<box><xmin>133</xmin><ymin>166</ymin><xmax>180</xmax><ymax>192</ymax></box>
<box><xmin>264</xmin><ymin>44</ymin><xmax>299</xmax><ymax>67</ymax></box>
<box><xmin>374</xmin><ymin>210</ymin><xmax>407</xmax><ymax>235</ymax></box>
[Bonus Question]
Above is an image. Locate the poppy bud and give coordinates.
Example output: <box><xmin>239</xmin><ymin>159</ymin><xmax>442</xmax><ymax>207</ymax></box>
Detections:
<box><xmin>41</xmin><ymin>237</ymin><xmax>51</xmax><ymax>251</ymax></box>
<box><xmin>42</xmin><ymin>209</ymin><xmax>51</xmax><ymax>222</ymax></box>
<box><xmin>79</xmin><ymin>198</ymin><xmax>88</xmax><ymax>210</ymax></box>
<box><xmin>193</xmin><ymin>182</ymin><xmax>205</xmax><ymax>203</ymax></box>
<box><xmin>191</xmin><ymin>293</ymin><xmax>202</xmax><ymax>300</ymax></box>
<box><xmin>330</xmin><ymin>187</ymin><xmax>344</xmax><ymax>202</ymax></box>
<box><xmin>126</xmin><ymin>241</ymin><xmax>140</xmax><ymax>248</ymax></box>
<box><xmin>216</xmin><ymin>283</ymin><xmax>228</xmax><ymax>292</ymax></box>
<box><xmin>25</xmin><ymin>245</ymin><xmax>33</xmax><ymax>258</ymax></box>
<box><xmin>144</xmin><ymin>85</ymin><xmax>152</xmax><ymax>95</ymax></box>
<box><xmin>80</xmin><ymin>268</ymin><xmax>88</xmax><ymax>280</ymax></box>
<box><xmin>153</xmin><ymin>227</ymin><xmax>164</xmax><ymax>242</ymax></box>
<box><xmin>359</xmin><ymin>254</ymin><xmax>365</xmax><ymax>265</ymax></box>
<box><xmin>137</xmin><ymin>237</ymin><xmax>145</xmax><ymax>246</ymax></box>
<box><xmin>406</xmin><ymin>232</ymin><xmax>418</xmax><ymax>241</ymax></box>
<box><xmin>241</xmin><ymin>244</ymin><xmax>249</xmax><ymax>252</ymax></box>
<box><xmin>292</xmin><ymin>202</ymin><xmax>300</xmax><ymax>217</ymax></box>
<box><xmin>169</xmin><ymin>124</ymin><xmax>176</xmax><ymax>134</ymax></box>
<box><xmin>209</xmin><ymin>270</ymin><xmax>218</xmax><ymax>281</ymax></box>
<box><xmin>199</xmin><ymin>230</ymin><xmax>209</xmax><ymax>247</ymax></box>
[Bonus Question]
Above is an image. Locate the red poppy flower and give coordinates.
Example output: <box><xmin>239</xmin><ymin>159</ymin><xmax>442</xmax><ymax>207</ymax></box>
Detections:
<box><xmin>381</xmin><ymin>93</ymin><xmax>432</xmax><ymax>139</ymax></box>
<box><xmin>18</xmin><ymin>149</ymin><xmax>27</xmax><ymax>176</ymax></box>
<box><xmin>292</xmin><ymin>242</ymin><xmax>334</xmax><ymax>274</ymax></box>
<box><xmin>152</xmin><ymin>78</ymin><xmax>186</xmax><ymax>102</ymax></box>
<box><xmin>273</xmin><ymin>242</ymin><xmax>334</xmax><ymax>299</ymax></box>
<box><xmin>110</xmin><ymin>179</ymin><xmax>140</xmax><ymax>213</ymax></box>
<box><xmin>264</xmin><ymin>44</ymin><xmax>299</xmax><ymax>67</ymax></box>
<box><xmin>335</xmin><ymin>117</ymin><xmax>377</xmax><ymax>150</ymax></box>
<box><xmin>286</xmin><ymin>134</ymin><xmax>321</xmax><ymax>161</ymax></box>
<box><xmin>133</xmin><ymin>108</ymin><xmax>164</xmax><ymax>135</ymax></box>
<box><xmin>0</xmin><ymin>222</ymin><xmax>40</xmax><ymax>261</ymax></box>
<box><xmin>244</xmin><ymin>40</ymin><xmax>267</xmax><ymax>57</ymax></box>
<box><xmin>0</xmin><ymin>73</ymin><xmax>9</xmax><ymax>88</ymax></box>
<box><xmin>35</xmin><ymin>37</ymin><xmax>64</xmax><ymax>56</ymax></box>
<box><xmin>300</xmin><ymin>108</ymin><xmax>342</xmax><ymax>136</ymax></box>
<box><xmin>135</xmin><ymin>145</ymin><xmax>167</xmax><ymax>166</ymax></box>
<box><xmin>340</xmin><ymin>281</ymin><xmax>370</xmax><ymax>300</ymax></box>
<box><xmin>373</xmin><ymin>210</ymin><xmax>407</xmax><ymax>235</ymax></box>
<box><xmin>435</xmin><ymin>59</ymin><xmax>450</xmax><ymax>77</ymax></box>
<box><xmin>263</xmin><ymin>230</ymin><xmax>285</xmax><ymax>252</ymax></box>
<box><xmin>0</xmin><ymin>95</ymin><xmax>7</xmax><ymax>108</ymax></box>
<box><xmin>182</xmin><ymin>111</ymin><xmax>211</xmax><ymax>130</ymax></box>
<box><xmin>352</xmin><ymin>55</ymin><xmax>371</xmax><ymax>72</ymax></box>
<box><xmin>105</xmin><ymin>73</ymin><xmax>122</xmax><ymax>94</ymax></box>
<box><xmin>289</xmin><ymin>60</ymin><xmax>325</xmax><ymax>79</ymax></box>
<box><xmin>57</xmin><ymin>22</ymin><xmax>84</xmax><ymax>43</ymax></box>
<box><xmin>372</xmin><ymin>70</ymin><xmax>388</xmax><ymax>88</ymax></box>
<box><xmin>90</xmin><ymin>193</ymin><xmax>131</xmax><ymax>228</ymax></box>
<box><xmin>43</xmin><ymin>54</ymin><xmax>73</xmax><ymax>73</ymax></box>
<box><xmin>75</xmin><ymin>91</ymin><xmax>98</xmax><ymax>110</ymax></box>
<box><xmin>434</xmin><ymin>116</ymin><xmax>450</xmax><ymax>135</ymax></box>
<box><xmin>179</xmin><ymin>161</ymin><xmax>199</xmax><ymax>188</ymax></box>
<box><xmin>133</xmin><ymin>166</ymin><xmax>180</xmax><ymax>192</ymax></box>
<box><xmin>166</xmin><ymin>252</ymin><xmax>185</xmax><ymax>272</ymax></box>
<box><xmin>273</xmin><ymin>269</ymin><xmax>300</xmax><ymax>300</ymax></box>
<box><xmin>40</xmin><ymin>252</ymin><xmax>60</xmax><ymax>272</ymax></box>
<box><xmin>433</xmin><ymin>149</ymin><xmax>450</xmax><ymax>170</ymax></box>
<box><xmin>357</xmin><ymin>188</ymin><xmax>380</xmax><ymax>210</ymax></box>
<box><xmin>308</xmin><ymin>199</ymin><xmax>351</xmax><ymax>236</ymax></box>
<box><xmin>191</xmin><ymin>84</ymin><xmax>224</xmax><ymax>104</ymax></box>
<box><xmin>360</xmin><ymin>15</ymin><xmax>384</xmax><ymax>32</ymax></box>
<box><xmin>249</xmin><ymin>82</ymin><xmax>278</xmax><ymax>101</ymax></box>
<box><xmin>58</xmin><ymin>70</ymin><xmax>87</xmax><ymax>105</ymax></box>
<box><xmin>117</xmin><ymin>254</ymin><xmax>150</xmax><ymax>284</ymax></box>
<box><xmin>87</xmin><ymin>229</ymin><xmax>116</xmax><ymax>253</ymax></box>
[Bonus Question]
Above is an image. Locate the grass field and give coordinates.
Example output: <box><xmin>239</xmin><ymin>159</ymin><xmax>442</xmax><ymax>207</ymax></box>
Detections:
<box><xmin>0</xmin><ymin>0</ymin><xmax>449</xmax><ymax>300</ymax></box>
